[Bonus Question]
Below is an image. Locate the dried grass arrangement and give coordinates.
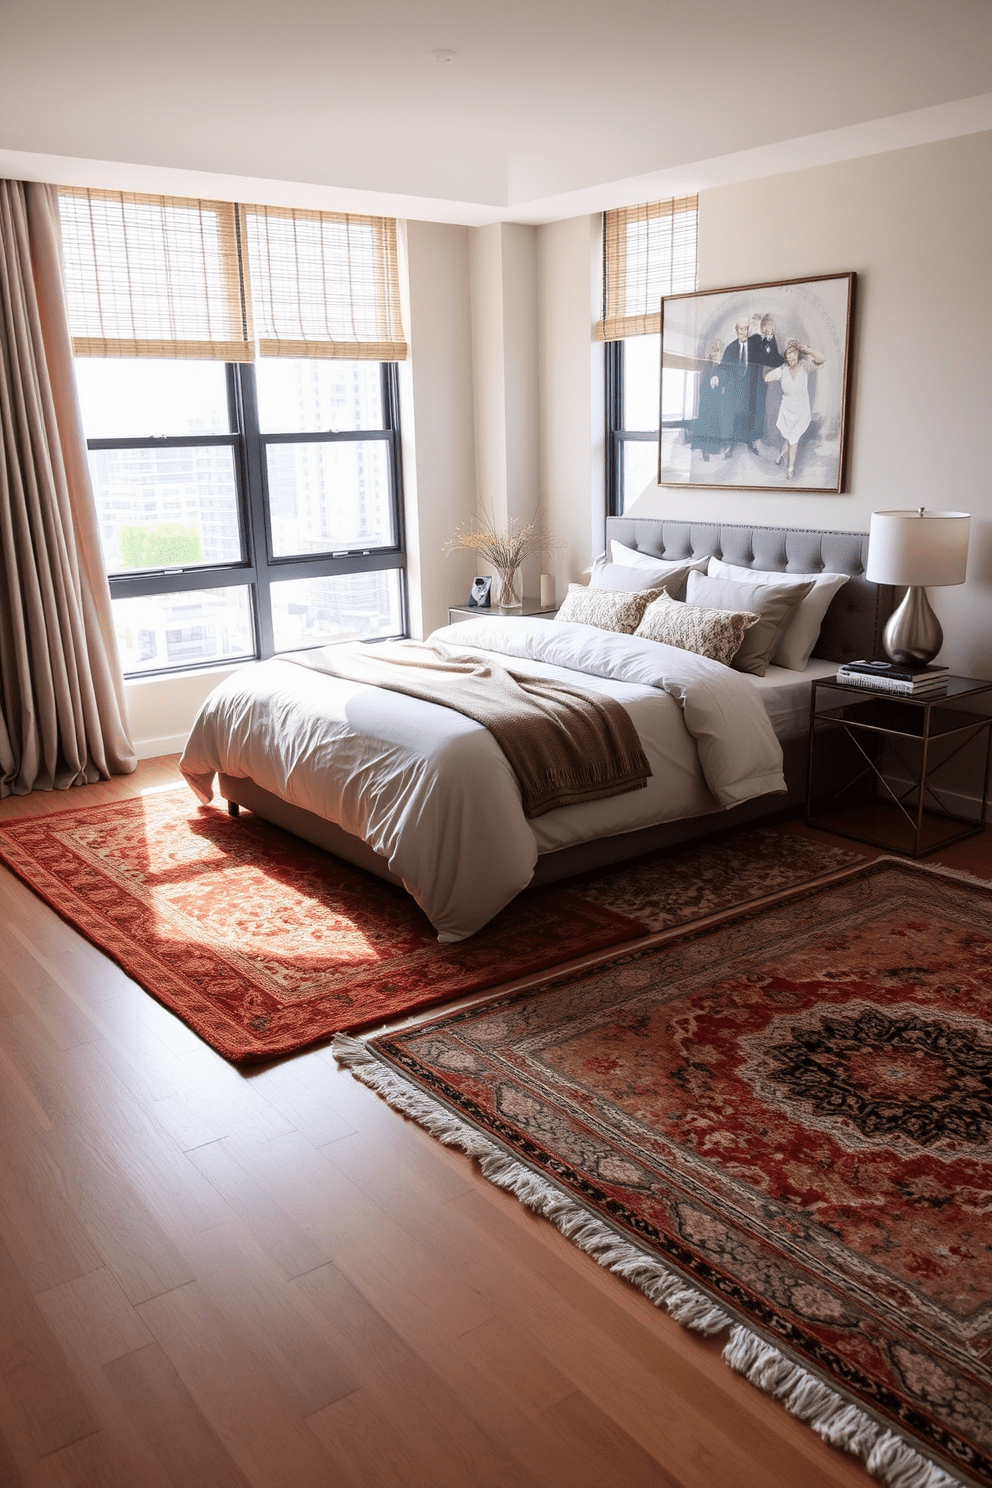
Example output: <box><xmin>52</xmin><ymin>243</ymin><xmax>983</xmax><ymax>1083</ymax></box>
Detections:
<box><xmin>444</xmin><ymin>515</ymin><xmax>560</xmax><ymax>608</ymax></box>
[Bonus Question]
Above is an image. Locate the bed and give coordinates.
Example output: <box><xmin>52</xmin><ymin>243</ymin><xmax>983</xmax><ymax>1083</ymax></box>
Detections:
<box><xmin>180</xmin><ymin>519</ymin><xmax>894</xmax><ymax>941</ymax></box>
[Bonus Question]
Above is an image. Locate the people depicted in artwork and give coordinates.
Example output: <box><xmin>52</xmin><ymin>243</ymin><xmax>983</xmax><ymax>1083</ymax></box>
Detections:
<box><xmin>764</xmin><ymin>339</ymin><xmax>825</xmax><ymax>479</ymax></box>
<box><xmin>747</xmin><ymin>314</ymin><xmax>784</xmax><ymax>445</ymax></box>
<box><xmin>690</xmin><ymin>340</ymin><xmax>724</xmax><ymax>461</ymax></box>
<box><xmin>720</xmin><ymin>318</ymin><xmax>758</xmax><ymax>456</ymax></box>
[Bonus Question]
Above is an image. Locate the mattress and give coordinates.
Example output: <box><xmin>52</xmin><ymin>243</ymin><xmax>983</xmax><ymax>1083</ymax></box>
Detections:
<box><xmin>750</xmin><ymin>656</ymin><xmax>838</xmax><ymax>740</ymax></box>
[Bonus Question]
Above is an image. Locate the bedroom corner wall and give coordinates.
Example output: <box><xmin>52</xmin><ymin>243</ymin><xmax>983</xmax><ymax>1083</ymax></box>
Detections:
<box><xmin>537</xmin><ymin>213</ymin><xmax>604</xmax><ymax>597</ymax></box>
<box><xmin>402</xmin><ymin>219</ymin><xmax>478</xmax><ymax>637</ymax></box>
<box><xmin>626</xmin><ymin>131</ymin><xmax>992</xmax><ymax>679</ymax></box>
<box><xmin>468</xmin><ymin>222</ymin><xmax>543</xmax><ymax>599</ymax></box>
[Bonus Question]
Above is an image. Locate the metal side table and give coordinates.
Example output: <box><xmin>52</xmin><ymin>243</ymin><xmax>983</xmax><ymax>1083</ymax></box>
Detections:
<box><xmin>806</xmin><ymin>675</ymin><xmax>992</xmax><ymax>856</ymax></box>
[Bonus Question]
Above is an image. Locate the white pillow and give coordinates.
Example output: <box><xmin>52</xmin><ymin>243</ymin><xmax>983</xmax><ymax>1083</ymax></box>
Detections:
<box><xmin>706</xmin><ymin>557</ymin><xmax>850</xmax><ymax>671</ymax></box>
<box><xmin>612</xmin><ymin>539</ymin><xmax>710</xmax><ymax>576</ymax></box>
<box><xmin>685</xmin><ymin>571</ymin><xmax>813</xmax><ymax>677</ymax></box>
<box><xmin>589</xmin><ymin>560</ymin><xmax>677</xmax><ymax>591</ymax></box>
<box><xmin>590</xmin><ymin>555</ymin><xmax>698</xmax><ymax>600</ymax></box>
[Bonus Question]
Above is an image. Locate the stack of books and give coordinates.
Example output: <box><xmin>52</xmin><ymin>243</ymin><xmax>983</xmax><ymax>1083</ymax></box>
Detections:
<box><xmin>835</xmin><ymin>660</ymin><xmax>949</xmax><ymax>697</ymax></box>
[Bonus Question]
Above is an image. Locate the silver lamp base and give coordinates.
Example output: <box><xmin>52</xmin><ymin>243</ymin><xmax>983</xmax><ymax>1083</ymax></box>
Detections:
<box><xmin>882</xmin><ymin>585</ymin><xmax>943</xmax><ymax>666</ymax></box>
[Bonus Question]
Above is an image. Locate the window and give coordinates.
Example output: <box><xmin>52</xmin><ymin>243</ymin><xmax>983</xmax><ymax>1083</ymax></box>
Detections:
<box><xmin>60</xmin><ymin>190</ymin><xmax>407</xmax><ymax>677</ymax></box>
<box><xmin>599</xmin><ymin>197</ymin><xmax>698</xmax><ymax>515</ymax></box>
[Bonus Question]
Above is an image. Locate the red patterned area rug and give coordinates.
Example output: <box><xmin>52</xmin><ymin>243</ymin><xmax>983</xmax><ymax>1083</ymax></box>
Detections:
<box><xmin>338</xmin><ymin>860</ymin><xmax>992</xmax><ymax>1488</ymax></box>
<box><xmin>0</xmin><ymin>790</ymin><xmax>646</xmax><ymax>1062</ymax></box>
<box><xmin>570</xmin><ymin>823</ymin><xmax>864</xmax><ymax>930</ymax></box>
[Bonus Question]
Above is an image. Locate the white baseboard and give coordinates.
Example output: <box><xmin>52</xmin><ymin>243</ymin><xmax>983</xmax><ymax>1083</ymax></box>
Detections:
<box><xmin>879</xmin><ymin>771</ymin><xmax>991</xmax><ymax>824</ymax></box>
<box><xmin>133</xmin><ymin>733</ymin><xmax>189</xmax><ymax>761</ymax></box>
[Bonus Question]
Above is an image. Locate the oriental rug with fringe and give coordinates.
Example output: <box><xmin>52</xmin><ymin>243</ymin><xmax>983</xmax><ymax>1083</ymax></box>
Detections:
<box><xmin>339</xmin><ymin>860</ymin><xmax>992</xmax><ymax>1488</ymax></box>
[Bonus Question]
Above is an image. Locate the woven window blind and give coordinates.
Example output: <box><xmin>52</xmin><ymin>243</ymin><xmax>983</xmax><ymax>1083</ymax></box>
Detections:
<box><xmin>58</xmin><ymin>187</ymin><xmax>252</xmax><ymax>360</ymax></box>
<box><xmin>598</xmin><ymin>195</ymin><xmax>698</xmax><ymax>341</ymax></box>
<box><xmin>242</xmin><ymin>205</ymin><xmax>408</xmax><ymax>361</ymax></box>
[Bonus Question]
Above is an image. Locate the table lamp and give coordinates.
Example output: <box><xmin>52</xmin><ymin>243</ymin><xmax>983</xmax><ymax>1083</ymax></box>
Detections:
<box><xmin>866</xmin><ymin>507</ymin><xmax>970</xmax><ymax>666</ymax></box>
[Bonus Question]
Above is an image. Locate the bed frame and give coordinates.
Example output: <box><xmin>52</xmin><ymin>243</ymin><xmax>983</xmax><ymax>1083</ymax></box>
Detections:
<box><xmin>219</xmin><ymin>520</ymin><xmax>894</xmax><ymax>889</ymax></box>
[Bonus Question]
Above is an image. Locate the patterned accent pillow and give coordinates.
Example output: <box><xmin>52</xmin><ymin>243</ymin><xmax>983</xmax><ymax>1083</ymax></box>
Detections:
<box><xmin>555</xmin><ymin>583</ymin><xmax>664</xmax><ymax>634</ymax></box>
<box><xmin>634</xmin><ymin>591</ymin><xmax>759</xmax><ymax>666</ymax></box>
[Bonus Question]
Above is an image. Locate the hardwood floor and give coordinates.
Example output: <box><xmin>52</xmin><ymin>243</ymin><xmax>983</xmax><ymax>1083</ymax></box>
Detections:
<box><xmin>0</xmin><ymin>761</ymin><xmax>988</xmax><ymax>1487</ymax></box>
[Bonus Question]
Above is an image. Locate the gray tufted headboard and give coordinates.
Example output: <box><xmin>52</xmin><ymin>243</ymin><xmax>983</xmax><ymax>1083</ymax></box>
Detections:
<box><xmin>605</xmin><ymin>517</ymin><xmax>895</xmax><ymax>665</ymax></box>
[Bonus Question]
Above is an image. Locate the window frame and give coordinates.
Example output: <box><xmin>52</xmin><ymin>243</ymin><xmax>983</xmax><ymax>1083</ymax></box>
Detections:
<box><xmin>604</xmin><ymin>339</ymin><xmax>659</xmax><ymax>518</ymax></box>
<box><xmin>88</xmin><ymin>359</ymin><xmax>407</xmax><ymax>677</ymax></box>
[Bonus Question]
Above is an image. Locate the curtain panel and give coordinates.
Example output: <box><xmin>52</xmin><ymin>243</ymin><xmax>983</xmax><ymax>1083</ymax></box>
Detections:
<box><xmin>0</xmin><ymin>180</ymin><xmax>135</xmax><ymax>797</ymax></box>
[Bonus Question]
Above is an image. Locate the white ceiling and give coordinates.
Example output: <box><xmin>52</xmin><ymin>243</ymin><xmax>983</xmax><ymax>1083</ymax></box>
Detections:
<box><xmin>1</xmin><ymin>0</ymin><xmax>990</xmax><ymax>223</ymax></box>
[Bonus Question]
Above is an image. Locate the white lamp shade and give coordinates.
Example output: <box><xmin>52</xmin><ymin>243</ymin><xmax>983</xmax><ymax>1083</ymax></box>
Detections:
<box><xmin>866</xmin><ymin>509</ymin><xmax>970</xmax><ymax>587</ymax></box>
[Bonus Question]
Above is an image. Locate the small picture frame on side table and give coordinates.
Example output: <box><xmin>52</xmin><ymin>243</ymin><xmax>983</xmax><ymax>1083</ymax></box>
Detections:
<box><xmin>468</xmin><ymin>576</ymin><xmax>492</xmax><ymax>608</ymax></box>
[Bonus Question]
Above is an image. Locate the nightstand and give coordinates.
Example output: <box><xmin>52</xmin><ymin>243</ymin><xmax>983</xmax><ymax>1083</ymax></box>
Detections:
<box><xmin>447</xmin><ymin>598</ymin><xmax>558</xmax><ymax>624</ymax></box>
<box><xmin>806</xmin><ymin>675</ymin><xmax>992</xmax><ymax>856</ymax></box>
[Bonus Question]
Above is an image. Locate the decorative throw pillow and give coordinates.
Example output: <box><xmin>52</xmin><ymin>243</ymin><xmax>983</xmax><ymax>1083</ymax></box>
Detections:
<box><xmin>706</xmin><ymin>557</ymin><xmax>850</xmax><ymax>671</ymax></box>
<box><xmin>685</xmin><ymin>571</ymin><xmax>814</xmax><ymax>677</ymax></box>
<box><xmin>554</xmin><ymin>583</ymin><xmax>663</xmax><ymax>634</ymax></box>
<box><xmin>634</xmin><ymin>591</ymin><xmax>759</xmax><ymax>666</ymax></box>
<box><xmin>589</xmin><ymin>559</ymin><xmax>696</xmax><ymax>600</ymax></box>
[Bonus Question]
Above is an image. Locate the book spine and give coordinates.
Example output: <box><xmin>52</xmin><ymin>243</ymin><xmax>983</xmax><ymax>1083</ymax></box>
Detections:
<box><xmin>837</xmin><ymin>664</ymin><xmax>947</xmax><ymax>681</ymax></box>
<box><xmin>836</xmin><ymin>673</ymin><xmax>947</xmax><ymax>695</ymax></box>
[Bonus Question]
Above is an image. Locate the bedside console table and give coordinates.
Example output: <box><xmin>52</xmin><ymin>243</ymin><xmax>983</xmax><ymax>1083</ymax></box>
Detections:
<box><xmin>447</xmin><ymin>598</ymin><xmax>558</xmax><ymax>624</ymax></box>
<box><xmin>806</xmin><ymin>675</ymin><xmax>992</xmax><ymax>856</ymax></box>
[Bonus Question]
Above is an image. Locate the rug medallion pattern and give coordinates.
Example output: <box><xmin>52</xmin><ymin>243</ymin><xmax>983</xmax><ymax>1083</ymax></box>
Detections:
<box><xmin>369</xmin><ymin>862</ymin><xmax>992</xmax><ymax>1486</ymax></box>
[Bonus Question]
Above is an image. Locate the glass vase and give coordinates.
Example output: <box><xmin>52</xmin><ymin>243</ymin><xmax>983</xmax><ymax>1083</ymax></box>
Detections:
<box><xmin>493</xmin><ymin>566</ymin><xmax>522</xmax><ymax>609</ymax></box>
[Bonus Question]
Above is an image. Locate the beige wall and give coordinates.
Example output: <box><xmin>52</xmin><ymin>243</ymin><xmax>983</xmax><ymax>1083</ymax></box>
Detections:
<box><xmin>537</xmin><ymin>213</ymin><xmax>605</xmax><ymax>603</ymax></box>
<box><xmin>402</xmin><ymin>219</ymin><xmax>478</xmax><ymax>638</ymax></box>
<box><xmin>468</xmin><ymin>222</ymin><xmax>545</xmax><ymax>598</ymax></box>
<box><xmin>628</xmin><ymin>131</ymin><xmax>992</xmax><ymax>678</ymax></box>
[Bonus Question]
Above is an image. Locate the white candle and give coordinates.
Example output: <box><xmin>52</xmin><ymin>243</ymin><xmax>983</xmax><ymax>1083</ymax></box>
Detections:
<box><xmin>540</xmin><ymin>573</ymin><xmax>555</xmax><ymax>609</ymax></box>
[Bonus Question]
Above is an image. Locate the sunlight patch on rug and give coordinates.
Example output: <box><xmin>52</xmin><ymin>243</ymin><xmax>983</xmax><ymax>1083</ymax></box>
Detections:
<box><xmin>0</xmin><ymin>791</ymin><xmax>645</xmax><ymax>1060</ymax></box>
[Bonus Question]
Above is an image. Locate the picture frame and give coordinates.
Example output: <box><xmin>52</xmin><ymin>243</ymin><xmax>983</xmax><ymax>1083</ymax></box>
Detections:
<box><xmin>658</xmin><ymin>272</ymin><xmax>855</xmax><ymax>494</ymax></box>
<box><xmin>468</xmin><ymin>575</ymin><xmax>492</xmax><ymax>608</ymax></box>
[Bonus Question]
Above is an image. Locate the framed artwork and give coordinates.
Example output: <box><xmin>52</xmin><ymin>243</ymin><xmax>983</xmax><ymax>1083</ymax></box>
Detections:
<box><xmin>468</xmin><ymin>575</ymin><xmax>492</xmax><ymax>608</ymax></box>
<box><xmin>658</xmin><ymin>272</ymin><xmax>855</xmax><ymax>493</ymax></box>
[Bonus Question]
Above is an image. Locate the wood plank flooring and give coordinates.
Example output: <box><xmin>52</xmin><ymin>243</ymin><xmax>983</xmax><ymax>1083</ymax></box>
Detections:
<box><xmin>1</xmin><ymin>759</ymin><xmax>988</xmax><ymax>1487</ymax></box>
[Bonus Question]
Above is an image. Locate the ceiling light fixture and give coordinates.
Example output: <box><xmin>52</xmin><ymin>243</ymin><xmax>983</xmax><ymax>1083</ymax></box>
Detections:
<box><xmin>426</xmin><ymin>48</ymin><xmax>457</xmax><ymax>63</ymax></box>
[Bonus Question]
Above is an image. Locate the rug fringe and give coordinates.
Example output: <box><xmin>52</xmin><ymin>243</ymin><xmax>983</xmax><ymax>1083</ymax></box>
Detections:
<box><xmin>331</xmin><ymin>1034</ymin><xmax>731</xmax><ymax>1335</ymax></box>
<box><xmin>876</xmin><ymin>855</ymin><xmax>991</xmax><ymax>893</ymax></box>
<box><xmin>722</xmin><ymin>1327</ymin><xmax>962</xmax><ymax>1488</ymax></box>
<box><xmin>331</xmin><ymin>1033</ymin><xmax>966</xmax><ymax>1488</ymax></box>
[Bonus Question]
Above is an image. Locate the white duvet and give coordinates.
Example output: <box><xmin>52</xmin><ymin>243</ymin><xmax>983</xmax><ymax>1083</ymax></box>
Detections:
<box><xmin>180</xmin><ymin>617</ymin><xmax>786</xmax><ymax>942</ymax></box>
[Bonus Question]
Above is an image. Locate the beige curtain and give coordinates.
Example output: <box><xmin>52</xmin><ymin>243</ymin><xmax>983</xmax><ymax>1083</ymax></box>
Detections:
<box><xmin>0</xmin><ymin>180</ymin><xmax>135</xmax><ymax>797</ymax></box>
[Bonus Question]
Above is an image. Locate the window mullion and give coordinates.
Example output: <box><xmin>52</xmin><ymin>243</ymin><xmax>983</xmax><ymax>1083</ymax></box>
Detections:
<box><xmin>384</xmin><ymin>362</ymin><xmax>407</xmax><ymax>575</ymax></box>
<box><xmin>234</xmin><ymin>362</ymin><xmax>275</xmax><ymax>658</ymax></box>
<box><xmin>605</xmin><ymin>340</ymin><xmax>624</xmax><ymax>517</ymax></box>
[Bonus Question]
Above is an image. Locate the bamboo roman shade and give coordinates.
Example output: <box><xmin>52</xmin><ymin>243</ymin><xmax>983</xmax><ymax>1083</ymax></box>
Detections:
<box><xmin>58</xmin><ymin>188</ymin><xmax>253</xmax><ymax>360</ymax></box>
<box><xmin>58</xmin><ymin>190</ymin><xmax>408</xmax><ymax>362</ymax></box>
<box><xmin>243</xmin><ymin>205</ymin><xmax>407</xmax><ymax>361</ymax></box>
<box><xmin>598</xmin><ymin>195</ymin><xmax>698</xmax><ymax>341</ymax></box>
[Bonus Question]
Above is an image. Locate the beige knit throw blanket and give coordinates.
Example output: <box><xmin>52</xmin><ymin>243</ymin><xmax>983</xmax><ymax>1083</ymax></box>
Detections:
<box><xmin>286</xmin><ymin>640</ymin><xmax>651</xmax><ymax>818</ymax></box>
